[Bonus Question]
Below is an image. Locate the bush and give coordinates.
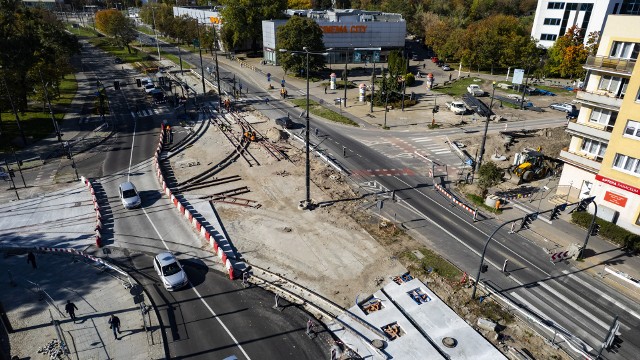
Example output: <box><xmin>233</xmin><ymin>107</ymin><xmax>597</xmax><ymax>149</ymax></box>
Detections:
<box><xmin>571</xmin><ymin>212</ymin><xmax>640</xmax><ymax>252</ymax></box>
<box><xmin>405</xmin><ymin>73</ymin><xmax>415</xmax><ymax>86</ymax></box>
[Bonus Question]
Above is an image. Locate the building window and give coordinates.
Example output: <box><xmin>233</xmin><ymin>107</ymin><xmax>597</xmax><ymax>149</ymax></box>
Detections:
<box><xmin>609</xmin><ymin>41</ymin><xmax>640</xmax><ymax>60</ymax></box>
<box><xmin>598</xmin><ymin>75</ymin><xmax>623</xmax><ymax>93</ymax></box>
<box><xmin>613</xmin><ymin>153</ymin><xmax>640</xmax><ymax>175</ymax></box>
<box><xmin>624</xmin><ymin>120</ymin><xmax>640</xmax><ymax>139</ymax></box>
<box><xmin>544</xmin><ymin>18</ymin><xmax>561</xmax><ymax>25</ymax></box>
<box><xmin>547</xmin><ymin>2</ymin><xmax>565</xmax><ymax>9</ymax></box>
<box><xmin>636</xmin><ymin>87</ymin><xmax>640</xmax><ymax>102</ymax></box>
<box><xmin>580</xmin><ymin>138</ymin><xmax>607</xmax><ymax>158</ymax></box>
<box><xmin>590</xmin><ymin>108</ymin><xmax>617</xmax><ymax>128</ymax></box>
<box><xmin>541</xmin><ymin>34</ymin><xmax>558</xmax><ymax>41</ymax></box>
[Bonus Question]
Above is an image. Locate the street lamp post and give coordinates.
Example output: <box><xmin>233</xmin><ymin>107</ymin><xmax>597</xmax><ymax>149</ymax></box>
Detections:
<box><xmin>150</xmin><ymin>6</ymin><xmax>161</xmax><ymax>61</ymax></box>
<box><xmin>195</xmin><ymin>17</ymin><xmax>206</xmax><ymax>99</ymax></box>
<box><xmin>475</xmin><ymin>81</ymin><xmax>496</xmax><ymax>173</ymax></box>
<box><xmin>39</xmin><ymin>69</ymin><xmax>62</xmax><ymax>142</ymax></box>
<box><xmin>279</xmin><ymin>47</ymin><xmax>329</xmax><ymax>209</ymax></box>
<box><xmin>575</xmin><ymin>197</ymin><xmax>598</xmax><ymax>260</ymax></box>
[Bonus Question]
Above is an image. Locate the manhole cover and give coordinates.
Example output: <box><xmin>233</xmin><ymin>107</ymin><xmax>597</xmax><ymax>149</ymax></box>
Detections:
<box><xmin>442</xmin><ymin>337</ymin><xmax>457</xmax><ymax>348</ymax></box>
<box><xmin>371</xmin><ymin>339</ymin><xmax>386</xmax><ymax>349</ymax></box>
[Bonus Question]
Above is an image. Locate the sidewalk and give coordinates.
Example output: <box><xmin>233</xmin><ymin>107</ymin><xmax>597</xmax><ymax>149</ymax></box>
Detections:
<box><xmin>0</xmin><ymin>250</ymin><xmax>163</xmax><ymax>360</ymax></box>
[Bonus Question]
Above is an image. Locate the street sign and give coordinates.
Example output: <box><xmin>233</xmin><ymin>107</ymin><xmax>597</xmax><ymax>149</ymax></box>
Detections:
<box><xmin>281</xmin><ymin>79</ymin><xmax>285</xmax><ymax>87</ymax></box>
<box><xmin>512</xmin><ymin>69</ymin><xmax>525</xmax><ymax>85</ymax></box>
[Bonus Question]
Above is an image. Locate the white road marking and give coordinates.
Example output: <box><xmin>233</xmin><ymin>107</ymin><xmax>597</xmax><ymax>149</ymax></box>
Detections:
<box><xmin>434</xmin><ymin>150</ymin><xmax>452</xmax><ymax>154</ymax></box>
<box><xmin>536</xmin><ymin>281</ymin><xmax>609</xmax><ymax>330</ymax></box>
<box><xmin>141</xmin><ymin>207</ymin><xmax>252</xmax><ymax>360</ymax></box>
<box><xmin>561</xmin><ymin>270</ymin><xmax>640</xmax><ymax>321</ymax></box>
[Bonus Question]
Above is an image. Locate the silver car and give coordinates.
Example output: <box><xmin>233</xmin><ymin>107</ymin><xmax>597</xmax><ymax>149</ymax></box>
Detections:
<box><xmin>153</xmin><ymin>252</ymin><xmax>189</xmax><ymax>291</ymax></box>
<box><xmin>119</xmin><ymin>181</ymin><xmax>142</xmax><ymax>209</ymax></box>
<box><xmin>549</xmin><ymin>103</ymin><xmax>577</xmax><ymax>113</ymax></box>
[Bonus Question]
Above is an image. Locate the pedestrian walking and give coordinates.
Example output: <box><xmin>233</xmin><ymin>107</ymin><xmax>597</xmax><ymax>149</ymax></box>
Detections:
<box><xmin>65</xmin><ymin>300</ymin><xmax>78</xmax><ymax>321</ymax></box>
<box><xmin>306</xmin><ymin>318</ymin><xmax>315</xmax><ymax>336</ymax></box>
<box><xmin>423</xmin><ymin>63</ymin><xmax>425</xmax><ymax>70</ymax></box>
<box><xmin>108</xmin><ymin>315</ymin><xmax>121</xmax><ymax>340</ymax></box>
<box><xmin>449</xmin><ymin>73</ymin><xmax>452</xmax><ymax>82</ymax></box>
<box><xmin>324</xmin><ymin>86</ymin><xmax>327</xmax><ymax>94</ymax></box>
<box><xmin>27</xmin><ymin>251</ymin><xmax>37</xmax><ymax>269</ymax></box>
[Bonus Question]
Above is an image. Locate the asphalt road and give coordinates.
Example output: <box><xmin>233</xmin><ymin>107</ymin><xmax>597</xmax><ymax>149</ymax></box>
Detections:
<box><xmin>57</xmin><ymin>34</ymin><xmax>332</xmax><ymax>359</ymax></box>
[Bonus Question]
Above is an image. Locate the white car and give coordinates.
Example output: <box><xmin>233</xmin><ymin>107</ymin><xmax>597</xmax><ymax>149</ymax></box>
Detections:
<box><xmin>144</xmin><ymin>83</ymin><xmax>156</xmax><ymax>93</ymax></box>
<box><xmin>549</xmin><ymin>103</ymin><xmax>577</xmax><ymax>113</ymax></box>
<box><xmin>467</xmin><ymin>84</ymin><xmax>485</xmax><ymax>96</ymax></box>
<box><xmin>447</xmin><ymin>101</ymin><xmax>467</xmax><ymax>115</ymax></box>
<box><xmin>119</xmin><ymin>181</ymin><xmax>142</xmax><ymax>209</ymax></box>
<box><xmin>153</xmin><ymin>252</ymin><xmax>189</xmax><ymax>291</ymax></box>
<box><xmin>441</xmin><ymin>64</ymin><xmax>451</xmax><ymax>71</ymax></box>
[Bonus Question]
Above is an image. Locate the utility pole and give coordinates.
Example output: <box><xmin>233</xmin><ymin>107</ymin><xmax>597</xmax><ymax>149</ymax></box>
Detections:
<box><xmin>212</xmin><ymin>24</ymin><xmax>222</xmax><ymax>110</ymax></box>
<box><xmin>196</xmin><ymin>17</ymin><xmax>206</xmax><ymax>99</ymax></box>
<box><xmin>151</xmin><ymin>6</ymin><xmax>161</xmax><ymax>61</ymax></box>
<box><xmin>11</xmin><ymin>148</ymin><xmax>26</xmax><ymax>188</ymax></box>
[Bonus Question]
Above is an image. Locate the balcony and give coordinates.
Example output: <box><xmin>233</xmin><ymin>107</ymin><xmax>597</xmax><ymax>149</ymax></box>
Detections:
<box><xmin>576</xmin><ymin>90</ymin><xmax>623</xmax><ymax>110</ymax></box>
<box><xmin>584</xmin><ymin>55</ymin><xmax>635</xmax><ymax>75</ymax></box>
<box><xmin>566</xmin><ymin>121</ymin><xmax>612</xmax><ymax>141</ymax></box>
<box><xmin>559</xmin><ymin>150</ymin><xmax>602</xmax><ymax>172</ymax></box>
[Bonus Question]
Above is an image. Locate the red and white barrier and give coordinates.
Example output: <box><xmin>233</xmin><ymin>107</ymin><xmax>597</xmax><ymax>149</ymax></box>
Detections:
<box><xmin>435</xmin><ymin>183</ymin><xmax>478</xmax><ymax>219</ymax></box>
<box><xmin>154</xmin><ymin>128</ymin><xmax>237</xmax><ymax>279</ymax></box>
<box><xmin>81</xmin><ymin>177</ymin><xmax>104</xmax><ymax>248</ymax></box>
<box><xmin>550</xmin><ymin>251</ymin><xmax>570</xmax><ymax>262</ymax></box>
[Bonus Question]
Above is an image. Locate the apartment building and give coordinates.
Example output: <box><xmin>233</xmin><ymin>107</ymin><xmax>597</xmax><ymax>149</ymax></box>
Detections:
<box><xmin>531</xmin><ymin>0</ymin><xmax>640</xmax><ymax>48</ymax></box>
<box><xmin>558</xmin><ymin>15</ymin><xmax>640</xmax><ymax>234</ymax></box>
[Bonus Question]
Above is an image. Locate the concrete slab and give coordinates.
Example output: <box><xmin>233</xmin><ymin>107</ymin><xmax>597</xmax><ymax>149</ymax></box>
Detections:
<box><xmin>383</xmin><ymin>278</ymin><xmax>506</xmax><ymax>360</ymax></box>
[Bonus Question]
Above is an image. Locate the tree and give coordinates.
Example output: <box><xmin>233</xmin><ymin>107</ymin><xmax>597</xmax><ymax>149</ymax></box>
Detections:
<box><xmin>220</xmin><ymin>0</ymin><xmax>288</xmax><ymax>52</ymax></box>
<box><xmin>0</xmin><ymin>0</ymin><xmax>79</xmax><ymax>112</ymax></box>
<box><xmin>546</xmin><ymin>25</ymin><xmax>589</xmax><ymax>79</ymax></box>
<box><xmin>276</xmin><ymin>16</ymin><xmax>326</xmax><ymax>75</ymax></box>
<box><xmin>289</xmin><ymin>0</ymin><xmax>312</xmax><ymax>9</ymax></box>
<box><xmin>477</xmin><ymin>162</ymin><xmax>503</xmax><ymax>196</ymax></box>
<box><xmin>95</xmin><ymin>9</ymin><xmax>137</xmax><ymax>53</ymax></box>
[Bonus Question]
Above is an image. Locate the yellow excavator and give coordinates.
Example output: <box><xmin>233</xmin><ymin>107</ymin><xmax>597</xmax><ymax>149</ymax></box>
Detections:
<box><xmin>508</xmin><ymin>148</ymin><xmax>557</xmax><ymax>184</ymax></box>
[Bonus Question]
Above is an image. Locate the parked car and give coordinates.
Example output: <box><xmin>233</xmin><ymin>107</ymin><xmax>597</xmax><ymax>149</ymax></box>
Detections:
<box><xmin>140</xmin><ymin>77</ymin><xmax>152</xmax><ymax>86</ymax></box>
<box><xmin>149</xmin><ymin>89</ymin><xmax>166</xmax><ymax>104</ymax></box>
<box><xmin>467</xmin><ymin>84</ymin><xmax>485</xmax><ymax>97</ymax></box>
<box><xmin>119</xmin><ymin>181</ymin><xmax>141</xmax><ymax>209</ymax></box>
<box><xmin>441</xmin><ymin>64</ymin><xmax>451</xmax><ymax>71</ymax></box>
<box><xmin>412</xmin><ymin>54</ymin><xmax>420</xmax><ymax>61</ymax></box>
<box><xmin>275</xmin><ymin>117</ymin><xmax>294</xmax><ymax>129</ymax></box>
<box><xmin>431</xmin><ymin>56</ymin><xmax>439</xmax><ymax>63</ymax></box>
<box><xmin>144</xmin><ymin>83</ymin><xmax>156</xmax><ymax>93</ymax></box>
<box><xmin>153</xmin><ymin>252</ymin><xmax>189</xmax><ymax>291</ymax></box>
<box><xmin>0</xmin><ymin>167</ymin><xmax>9</xmax><ymax>181</ymax></box>
<box><xmin>113</xmin><ymin>57</ymin><xmax>123</xmax><ymax>64</ymax></box>
<box><xmin>446</xmin><ymin>101</ymin><xmax>467</xmax><ymax>115</ymax></box>
<box><xmin>549</xmin><ymin>102</ymin><xmax>577</xmax><ymax>113</ymax></box>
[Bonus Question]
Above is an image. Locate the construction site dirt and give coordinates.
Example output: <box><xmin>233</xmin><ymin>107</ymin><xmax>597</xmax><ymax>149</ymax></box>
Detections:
<box><xmin>167</xmin><ymin>107</ymin><xmax>571</xmax><ymax>359</ymax></box>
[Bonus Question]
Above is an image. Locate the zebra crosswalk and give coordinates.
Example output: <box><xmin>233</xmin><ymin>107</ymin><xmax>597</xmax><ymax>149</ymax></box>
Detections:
<box><xmin>131</xmin><ymin>108</ymin><xmax>160</xmax><ymax>118</ymax></box>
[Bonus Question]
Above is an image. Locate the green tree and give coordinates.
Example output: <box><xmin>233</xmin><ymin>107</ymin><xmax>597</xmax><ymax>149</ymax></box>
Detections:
<box><xmin>477</xmin><ymin>162</ymin><xmax>503</xmax><ymax>196</ymax></box>
<box><xmin>546</xmin><ymin>25</ymin><xmax>589</xmax><ymax>79</ymax></box>
<box><xmin>220</xmin><ymin>0</ymin><xmax>288</xmax><ymax>52</ymax></box>
<box><xmin>0</xmin><ymin>0</ymin><xmax>79</xmax><ymax>112</ymax></box>
<box><xmin>95</xmin><ymin>9</ymin><xmax>137</xmax><ymax>52</ymax></box>
<box><xmin>276</xmin><ymin>16</ymin><xmax>326</xmax><ymax>75</ymax></box>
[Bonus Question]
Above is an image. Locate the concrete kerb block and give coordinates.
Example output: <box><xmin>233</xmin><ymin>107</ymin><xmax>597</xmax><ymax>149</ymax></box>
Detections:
<box><xmin>172</xmin><ymin>195</ymin><xmax>178</xmax><ymax>205</ymax></box>
<box><xmin>221</xmin><ymin>252</ymin><xmax>227</xmax><ymax>264</ymax></box>
<box><xmin>188</xmin><ymin>212</ymin><xmax>193</xmax><ymax>223</ymax></box>
<box><xmin>213</xmin><ymin>240</ymin><xmax>219</xmax><ymax>253</ymax></box>
<box><xmin>81</xmin><ymin>176</ymin><xmax>86</xmax><ymax>185</ymax></box>
<box><xmin>179</xmin><ymin>203</ymin><xmax>185</xmax><ymax>214</ymax></box>
<box><xmin>205</xmin><ymin>230</ymin><xmax>211</xmax><ymax>241</ymax></box>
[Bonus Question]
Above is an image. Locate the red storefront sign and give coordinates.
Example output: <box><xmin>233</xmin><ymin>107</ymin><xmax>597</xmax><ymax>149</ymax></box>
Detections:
<box><xmin>604</xmin><ymin>191</ymin><xmax>628</xmax><ymax>207</ymax></box>
<box><xmin>595</xmin><ymin>174</ymin><xmax>640</xmax><ymax>195</ymax></box>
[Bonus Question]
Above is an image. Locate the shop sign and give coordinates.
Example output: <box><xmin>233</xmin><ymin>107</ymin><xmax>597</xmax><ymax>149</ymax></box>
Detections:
<box><xmin>209</xmin><ymin>17</ymin><xmax>222</xmax><ymax>24</ymax></box>
<box><xmin>604</xmin><ymin>191</ymin><xmax>628</xmax><ymax>207</ymax></box>
<box><xmin>321</xmin><ymin>25</ymin><xmax>368</xmax><ymax>33</ymax></box>
<box><xmin>595</xmin><ymin>174</ymin><xmax>640</xmax><ymax>195</ymax></box>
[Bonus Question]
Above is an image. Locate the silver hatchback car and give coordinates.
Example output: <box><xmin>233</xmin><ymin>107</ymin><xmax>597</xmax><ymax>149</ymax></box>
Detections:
<box><xmin>153</xmin><ymin>252</ymin><xmax>189</xmax><ymax>291</ymax></box>
<box><xmin>119</xmin><ymin>181</ymin><xmax>142</xmax><ymax>209</ymax></box>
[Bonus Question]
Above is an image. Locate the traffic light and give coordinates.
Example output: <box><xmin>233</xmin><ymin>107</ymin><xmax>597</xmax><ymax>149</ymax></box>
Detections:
<box><xmin>114</xmin><ymin>81</ymin><xmax>120</xmax><ymax>90</ymax></box>
<box><xmin>136</xmin><ymin>78</ymin><xmax>142</xmax><ymax>87</ymax></box>
<box><xmin>267</xmin><ymin>73</ymin><xmax>271</xmax><ymax>82</ymax></box>
<box><xmin>159</xmin><ymin>77</ymin><xmax>165</xmax><ymax>86</ymax></box>
<box><xmin>481</xmin><ymin>264</ymin><xmax>488</xmax><ymax>273</ymax></box>
<box><xmin>17</xmin><ymin>160</ymin><xmax>23</xmax><ymax>166</ymax></box>
<box><xmin>8</xmin><ymin>169</ymin><xmax>15</xmax><ymax>178</ymax></box>
<box><xmin>519</xmin><ymin>212</ymin><xmax>538</xmax><ymax>231</ymax></box>
<box><xmin>572</xmin><ymin>196</ymin><xmax>596</xmax><ymax>213</ymax></box>
<box><xmin>550</xmin><ymin>203</ymin><xmax>567</xmax><ymax>220</ymax></box>
<box><xmin>432</xmin><ymin>105</ymin><xmax>439</xmax><ymax>113</ymax></box>
<box><xmin>590</xmin><ymin>223</ymin><xmax>601</xmax><ymax>236</ymax></box>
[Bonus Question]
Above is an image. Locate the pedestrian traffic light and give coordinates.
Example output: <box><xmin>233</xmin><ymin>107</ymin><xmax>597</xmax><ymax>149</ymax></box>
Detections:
<box><xmin>8</xmin><ymin>169</ymin><xmax>15</xmax><ymax>178</ymax></box>
<box><xmin>481</xmin><ymin>264</ymin><xmax>488</xmax><ymax>273</ymax></box>
<box><xmin>267</xmin><ymin>73</ymin><xmax>271</xmax><ymax>82</ymax></box>
<box><xmin>550</xmin><ymin>203</ymin><xmax>567</xmax><ymax>220</ymax></box>
<box><xmin>519</xmin><ymin>212</ymin><xmax>538</xmax><ymax>231</ymax></box>
<box><xmin>136</xmin><ymin>78</ymin><xmax>142</xmax><ymax>87</ymax></box>
<box><xmin>114</xmin><ymin>81</ymin><xmax>120</xmax><ymax>90</ymax></box>
<box><xmin>159</xmin><ymin>76</ymin><xmax>165</xmax><ymax>86</ymax></box>
<box><xmin>590</xmin><ymin>223</ymin><xmax>601</xmax><ymax>236</ymax></box>
<box><xmin>432</xmin><ymin>105</ymin><xmax>439</xmax><ymax>113</ymax></box>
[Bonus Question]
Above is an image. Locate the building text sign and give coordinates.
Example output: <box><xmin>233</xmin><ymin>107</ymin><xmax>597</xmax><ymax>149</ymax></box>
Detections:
<box><xmin>596</xmin><ymin>174</ymin><xmax>640</xmax><ymax>195</ymax></box>
<box><xmin>321</xmin><ymin>25</ymin><xmax>368</xmax><ymax>33</ymax></box>
<box><xmin>604</xmin><ymin>191</ymin><xmax>628</xmax><ymax>207</ymax></box>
